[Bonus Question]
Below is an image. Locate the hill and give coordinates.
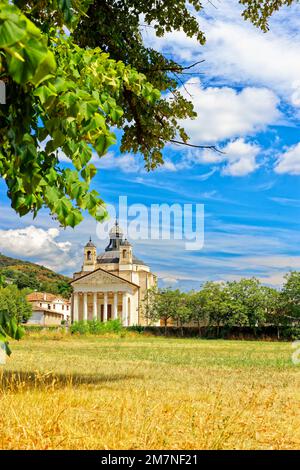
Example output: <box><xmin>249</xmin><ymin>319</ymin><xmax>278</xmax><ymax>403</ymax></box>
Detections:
<box><xmin>0</xmin><ymin>253</ymin><xmax>72</xmax><ymax>298</ymax></box>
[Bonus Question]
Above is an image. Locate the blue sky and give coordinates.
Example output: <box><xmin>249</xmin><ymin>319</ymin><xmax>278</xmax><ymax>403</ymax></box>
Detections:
<box><xmin>1</xmin><ymin>1</ymin><xmax>300</xmax><ymax>290</ymax></box>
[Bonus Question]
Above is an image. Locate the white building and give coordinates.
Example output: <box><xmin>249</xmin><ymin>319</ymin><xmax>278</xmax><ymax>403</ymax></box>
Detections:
<box><xmin>71</xmin><ymin>221</ymin><xmax>157</xmax><ymax>325</ymax></box>
<box><xmin>26</xmin><ymin>292</ymin><xmax>71</xmax><ymax>326</ymax></box>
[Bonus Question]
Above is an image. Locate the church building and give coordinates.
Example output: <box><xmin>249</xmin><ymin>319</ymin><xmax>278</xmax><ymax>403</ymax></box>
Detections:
<box><xmin>71</xmin><ymin>221</ymin><xmax>156</xmax><ymax>326</ymax></box>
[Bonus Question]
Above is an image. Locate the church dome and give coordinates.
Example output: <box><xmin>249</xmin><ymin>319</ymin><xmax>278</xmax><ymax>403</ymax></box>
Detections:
<box><xmin>96</xmin><ymin>219</ymin><xmax>146</xmax><ymax>266</ymax></box>
<box><xmin>109</xmin><ymin>220</ymin><xmax>123</xmax><ymax>239</ymax></box>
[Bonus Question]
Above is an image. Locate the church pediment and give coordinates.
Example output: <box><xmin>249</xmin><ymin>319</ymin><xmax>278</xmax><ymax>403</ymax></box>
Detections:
<box><xmin>71</xmin><ymin>267</ymin><xmax>139</xmax><ymax>290</ymax></box>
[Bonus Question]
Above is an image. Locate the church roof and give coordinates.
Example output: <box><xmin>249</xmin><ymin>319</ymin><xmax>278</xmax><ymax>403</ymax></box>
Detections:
<box><xmin>97</xmin><ymin>251</ymin><xmax>146</xmax><ymax>265</ymax></box>
<box><xmin>70</xmin><ymin>266</ymin><xmax>140</xmax><ymax>288</ymax></box>
<box><xmin>85</xmin><ymin>237</ymin><xmax>96</xmax><ymax>248</ymax></box>
<box><xmin>27</xmin><ymin>292</ymin><xmax>70</xmax><ymax>303</ymax></box>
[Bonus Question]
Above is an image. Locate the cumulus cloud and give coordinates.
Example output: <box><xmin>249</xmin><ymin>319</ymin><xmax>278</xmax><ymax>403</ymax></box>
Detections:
<box><xmin>201</xmin><ymin>18</ymin><xmax>300</xmax><ymax>107</ymax></box>
<box><xmin>177</xmin><ymin>79</ymin><xmax>279</xmax><ymax>144</ymax></box>
<box><xmin>0</xmin><ymin>226</ymin><xmax>76</xmax><ymax>271</ymax></box>
<box><xmin>144</xmin><ymin>2</ymin><xmax>300</xmax><ymax>107</ymax></box>
<box><xmin>184</xmin><ymin>138</ymin><xmax>261</xmax><ymax>176</ymax></box>
<box><xmin>221</xmin><ymin>139</ymin><xmax>261</xmax><ymax>176</ymax></box>
<box><xmin>96</xmin><ymin>152</ymin><xmax>143</xmax><ymax>173</ymax></box>
<box><xmin>274</xmin><ymin>143</ymin><xmax>300</xmax><ymax>175</ymax></box>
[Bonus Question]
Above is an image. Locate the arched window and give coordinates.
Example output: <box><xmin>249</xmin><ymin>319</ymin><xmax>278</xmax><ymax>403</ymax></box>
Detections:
<box><xmin>123</xmin><ymin>249</ymin><xmax>127</xmax><ymax>258</ymax></box>
<box><xmin>87</xmin><ymin>250</ymin><xmax>92</xmax><ymax>260</ymax></box>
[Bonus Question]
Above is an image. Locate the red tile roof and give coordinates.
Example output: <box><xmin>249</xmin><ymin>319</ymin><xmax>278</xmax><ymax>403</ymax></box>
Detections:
<box><xmin>26</xmin><ymin>292</ymin><xmax>70</xmax><ymax>303</ymax></box>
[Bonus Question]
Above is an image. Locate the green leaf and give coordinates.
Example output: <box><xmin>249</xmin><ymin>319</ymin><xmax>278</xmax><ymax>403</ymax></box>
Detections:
<box><xmin>30</xmin><ymin>49</ymin><xmax>56</xmax><ymax>86</ymax></box>
<box><xmin>34</xmin><ymin>84</ymin><xmax>57</xmax><ymax>105</ymax></box>
<box><xmin>95</xmin><ymin>133</ymin><xmax>116</xmax><ymax>156</ymax></box>
<box><xmin>81</xmin><ymin>164</ymin><xmax>97</xmax><ymax>182</ymax></box>
<box><xmin>65</xmin><ymin>210</ymin><xmax>83</xmax><ymax>227</ymax></box>
<box><xmin>0</xmin><ymin>15</ymin><xmax>26</xmax><ymax>47</ymax></box>
<box><xmin>7</xmin><ymin>37</ymin><xmax>49</xmax><ymax>84</ymax></box>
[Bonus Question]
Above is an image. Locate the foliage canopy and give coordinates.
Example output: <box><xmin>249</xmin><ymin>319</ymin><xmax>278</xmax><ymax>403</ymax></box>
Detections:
<box><xmin>144</xmin><ymin>275</ymin><xmax>300</xmax><ymax>337</ymax></box>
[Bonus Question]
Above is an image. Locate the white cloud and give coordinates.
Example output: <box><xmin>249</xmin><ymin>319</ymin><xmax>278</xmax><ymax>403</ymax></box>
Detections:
<box><xmin>221</xmin><ymin>138</ymin><xmax>261</xmax><ymax>176</ymax></box>
<box><xmin>144</xmin><ymin>2</ymin><xmax>300</xmax><ymax>108</ymax></box>
<box><xmin>201</xmin><ymin>17</ymin><xmax>300</xmax><ymax>107</ymax></box>
<box><xmin>161</xmin><ymin>159</ymin><xmax>178</xmax><ymax>172</ymax></box>
<box><xmin>97</xmin><ymin>152</ymin><xmax>142</xmax><ymax>173</ymax></box>
<box><xmin>0</xmin><ymin>226</ymin><xmax>76</xmax><ymax>271</ymax></box>
<box><xmin>159</xmin><ymin>276</ymin><xmax>178</xmax><ymax>285</ymax></box>
<box><xmin>274</xmin><ymin>143</ymin><xmax>300</xmax><ymax>175</ymax></box>
<box><xmin>184</xmin><ymin>138</ymin><xmax>261</xmax><ymax>176</ymax></box>
<box><xmin>177</xmin><ymin>79</ymin><xmax>279</xmax><ymax>144</ymax></box>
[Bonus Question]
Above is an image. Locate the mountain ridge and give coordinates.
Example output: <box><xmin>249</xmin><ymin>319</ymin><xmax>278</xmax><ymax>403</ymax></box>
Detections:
<box><xmin>0</xmin><ymin>253</ymin><xmax>72</xmax><ymax>298</ymax></box>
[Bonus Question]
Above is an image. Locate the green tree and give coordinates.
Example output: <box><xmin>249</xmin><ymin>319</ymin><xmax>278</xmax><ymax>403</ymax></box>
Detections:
<box><xmin>57</xmin><ymin>280</ymin><xmax>72</xmax><ymax>298</ymax></box>
<box><xmin>171</xmin><ymin>292</ymin><xmax>192</xmax><ymax>336</ymax></box>
<box><xmin>0</xmin><ymin>0</ymin><xmax>199</xmax><ymax>228</ymax></box>
<box><xmin>281</xmin><ymin>272</ymin><xmax>300</xmax><ymax>321</ymax></box>
<box><xmin>225</xmin><ymin>278</ymin><xmax>267</xmax><ymax>333</ymax></box>
<box><xmin>0</xmin><ymin>274</ymin><xmax>6</xmax><ymax>288</ymax></box>
<box><xmin>200</xmin><ymin>282</ymin><xmax>229</xmax><ymax>336</ymax></box>
<box><xmin>0</xmin><ymin>284</ymin><xmax>32</xmax><ymax>323</ymax></box>
<box><xmin>143</xmin><ymin>287</ymin><xmax>181</xmax><ymax>335</ymax></box>
<box><xmin>187</xmin><ymin>289</ymin><xmax>210</xmax><ymax>336</ymax></box>
<box><xmin>262</xmin><ymin>286</ymin><xmax>285</xmax><ymax>339</ymax></box>
<box><xmin>0</xmin><ymin>285</ymin><xmax>29</xmax><ymax>355</ymax></box>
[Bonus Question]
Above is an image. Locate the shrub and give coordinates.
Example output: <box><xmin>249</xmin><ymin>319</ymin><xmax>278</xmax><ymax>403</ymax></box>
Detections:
<box><xmin>128</xmin><ymin>324</ymin><xmax>145</xmax><ymax>334</ymax></box>
<box><xmin>281</xmin><ymin>326</ymin><xmax>300</xmax><ymax>341</ymax></box>
<box><xmin>70</xmin><ymin>319</ymin><xmax>122</xmax><ymax>335</ymax></box>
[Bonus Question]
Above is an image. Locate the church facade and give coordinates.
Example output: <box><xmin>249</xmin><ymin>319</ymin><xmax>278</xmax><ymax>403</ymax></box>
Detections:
<box><xmin>71</xmin><ymin>222</ymin><xmax>156</xmax><ymax>326</ymax></box>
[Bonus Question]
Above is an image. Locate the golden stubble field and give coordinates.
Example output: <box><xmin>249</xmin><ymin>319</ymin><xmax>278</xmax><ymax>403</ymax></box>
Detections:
<box><xmin>0</xmin><ymin>332</ymin><xmax>299</xmax><ymax>450</ymax></box>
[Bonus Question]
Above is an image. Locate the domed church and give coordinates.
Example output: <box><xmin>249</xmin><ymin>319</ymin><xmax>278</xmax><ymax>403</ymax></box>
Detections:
<box><xmin>71</xmin><ymin>221</ymin><xmax>157</xmax><ymax>326</ymax></box>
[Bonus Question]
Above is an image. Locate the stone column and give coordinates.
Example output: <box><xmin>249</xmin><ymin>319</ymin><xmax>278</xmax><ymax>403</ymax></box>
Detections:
<box><xmin>103</xmin><ymin>292</ymin><xmax>108</xmax><ymax>322</ymax></box>
<box><xmin>83</xmin><ymin>292</ymin><xmax>88</xmax><ymax>321</ymax></box>
<box><xmin>113</xmin><ymin>292</ymin><xmax>118</xmax><ymax>320</ymax></box>
<box><xmin>122</xmin><ymin>293</ymin><xmax>128</xmax><ymax>326</ymax></box>
<box><xmin>93</xmin><ymin>292</ymin><xmax>97</xmax><ymax>320</ymax></box>
<box><xmin>127</xmin><ymin>294</ymin><xmax>131</xmax><ymax>327</ymax></box>
<box><xmin>73</xmin><ymin>292</ymin><xmax>79</xmax><ymax>323</ymax></box>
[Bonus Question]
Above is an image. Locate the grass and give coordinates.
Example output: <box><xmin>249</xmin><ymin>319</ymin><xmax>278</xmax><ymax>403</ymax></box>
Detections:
<box><xmin>0</xmin><ymin>333</ymin><xmax>300</xmax><ymax>450</ymax></box>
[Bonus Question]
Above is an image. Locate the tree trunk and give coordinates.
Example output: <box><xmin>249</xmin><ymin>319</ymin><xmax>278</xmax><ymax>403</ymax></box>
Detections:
<box><xmin>164</xmin><ymin>319</ymin><xmax>167</xmax><ymax>336</ymax></box>
<box><xmin>198</xmin><ymin>320</ymin><xmax>201</xmax><ymax>337</ymax></box>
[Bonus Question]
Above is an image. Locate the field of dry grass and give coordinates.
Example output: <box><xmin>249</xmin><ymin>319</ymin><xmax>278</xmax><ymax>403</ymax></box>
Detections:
<box><xmin>0</xmin><ymin>332</ymin><xmax>299</xmax><ymax>450</ymax></box>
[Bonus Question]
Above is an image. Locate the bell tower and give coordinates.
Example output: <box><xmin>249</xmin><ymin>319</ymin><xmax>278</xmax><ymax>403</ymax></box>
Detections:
<box><xmin>119</xmin><ymin>239</ymin><xmax>133</xmax><ymax>265</ymax></box>
<box><xmin>83</xmin><ymin>237</ymin><xmax>97</xmax><ymax>272</ymax></box>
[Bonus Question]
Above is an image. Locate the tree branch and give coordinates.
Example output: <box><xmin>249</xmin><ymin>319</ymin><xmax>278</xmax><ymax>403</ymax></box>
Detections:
<box><xmin>141</xmin><ymin>60</ymin><xmax>205</xmax><ymax>74</ymax></box>
<box><xmin>170</xmin><ymin>139</ymin><xmax>225</xmax><ymax>154</ymax></box>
